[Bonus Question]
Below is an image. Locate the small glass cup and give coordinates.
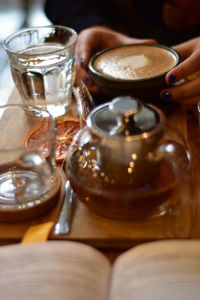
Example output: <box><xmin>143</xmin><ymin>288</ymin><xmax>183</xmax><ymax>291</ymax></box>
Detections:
<box><xmin>0</xmin><ymin>104</ymin><xmax>61</xmax><ymax>221</ymax></box>
<box><xmin>3</xmin><ymin>25</ymin><xmax>77</xmax><ymax>118</ymax></box>
<box><xmin>73</xmin><ymin>80</ymin><xmax>95</xmax><ymax>124</ymax></box>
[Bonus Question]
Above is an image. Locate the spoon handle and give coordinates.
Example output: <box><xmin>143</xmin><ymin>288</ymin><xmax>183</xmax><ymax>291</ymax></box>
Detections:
<box><xmin>54</xmin><ymin>180</ymin><xmax>73</xmax><ymax>235</ymax></box>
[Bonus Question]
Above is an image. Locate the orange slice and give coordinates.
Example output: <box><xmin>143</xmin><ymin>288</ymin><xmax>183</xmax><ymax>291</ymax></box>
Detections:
<box><xmin>25</xmin><ymin>115</ymin><xmax>83</xmax><ymax>163</ymax></box>
<box><xmin>55</xmin><ymin>116</ymin><xmax>82</xmax><ymax>162</ymax></box>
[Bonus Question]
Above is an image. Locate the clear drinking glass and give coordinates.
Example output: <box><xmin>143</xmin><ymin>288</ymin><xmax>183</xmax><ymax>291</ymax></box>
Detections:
<box><xmin>3</xmin><ymin>25</ymin><xmax>77</xmax><ymax>118</ymax></box>
<box><xmin>0</xmin><ymin>104</ymin><xmax>61</xmax><ymax>221</ymax></box>
<box><xmin>73</xmin><ymin>80</ymin><xmax>95</xmax><ymax>124</ymax></box>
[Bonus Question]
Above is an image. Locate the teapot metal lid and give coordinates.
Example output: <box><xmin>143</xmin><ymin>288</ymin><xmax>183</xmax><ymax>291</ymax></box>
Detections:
<box><xmin>87</xmin><ymin>96</ymin><xmax>165</xmax><ymax>139</ymax></box>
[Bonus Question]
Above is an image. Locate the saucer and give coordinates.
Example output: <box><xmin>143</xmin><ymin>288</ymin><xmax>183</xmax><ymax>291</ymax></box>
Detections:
<box><xmin>0</xmin><ymin>170</ymin><xmax>62</xmax><ymax>222</ymax></box>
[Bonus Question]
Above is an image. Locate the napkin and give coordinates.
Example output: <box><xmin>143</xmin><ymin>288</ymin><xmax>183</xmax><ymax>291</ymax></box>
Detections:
<box><xmin>21</xmin><ymin>222</ymin><xmax>54</xmax><ymax>243</ymax></box>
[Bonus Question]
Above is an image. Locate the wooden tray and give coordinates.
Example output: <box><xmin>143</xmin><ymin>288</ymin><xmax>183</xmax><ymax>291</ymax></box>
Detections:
<box><xmin>0</xmin><ymin>89</ymin><xmax>197</xmax><ymax>248</ymax></box>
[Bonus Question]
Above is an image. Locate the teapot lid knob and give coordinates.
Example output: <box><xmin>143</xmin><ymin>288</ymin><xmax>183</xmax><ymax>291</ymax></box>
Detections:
<box><xmin>108</xmin><ymin>96</ymin><xmax>143</xmax><ymax>135</ymax></box>
<box><xmin>109</xmin><ymin>96</ymin><xmax>141</xmax><ymax>118</ymax></box>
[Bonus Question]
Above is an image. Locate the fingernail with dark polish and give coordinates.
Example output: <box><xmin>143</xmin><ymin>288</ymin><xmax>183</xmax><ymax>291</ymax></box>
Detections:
<box><xmin>83</xmin><ymin>77</ymin><xmax>90</xmax><ymax>85</ymax></box>
<box><xmin>169</xmin><ymin>75</ymin><xmax>176</xmax><ymax>85</ymax></box>
<box><xmin>80</xmin><ymin>59</ymin><xmax>84</xmax><ymax>68</ymax></box>
<box><xmin>161</xmin><ymin>92</ymin><xmax>172</xmax><ymax>100</ymax></box>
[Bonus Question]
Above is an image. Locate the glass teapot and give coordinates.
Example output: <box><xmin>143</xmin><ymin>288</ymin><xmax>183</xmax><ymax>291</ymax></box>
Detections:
<box><xmin>64</xmin><ymin>96</ymin><xmax>193</xmax><ymax>220</ymax></box>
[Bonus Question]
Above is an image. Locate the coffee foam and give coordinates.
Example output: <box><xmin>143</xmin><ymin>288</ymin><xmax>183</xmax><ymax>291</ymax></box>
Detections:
<box><xmin>94</xmin><ymin>45</ymin><xmax>177</xmax><ymax>80</ymax></box>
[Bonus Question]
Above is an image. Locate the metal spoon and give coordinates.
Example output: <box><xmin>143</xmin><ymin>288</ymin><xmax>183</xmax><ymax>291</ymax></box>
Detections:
<box><xmin>54</xmin><ymin>179</ymin><xmax>73</xmax><ymax>235</ymax></box>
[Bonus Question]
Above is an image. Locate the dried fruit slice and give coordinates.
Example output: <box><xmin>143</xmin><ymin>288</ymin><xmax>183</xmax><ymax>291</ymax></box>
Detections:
<box><xmin>55</xmin><ymin>116</ymin><xmax>82</xmax><ymax>162</ymax></box>
<box><xmin>25</xmin><ymin>115</ymin><xmax>82</xmax><ymax>163</ymax></box>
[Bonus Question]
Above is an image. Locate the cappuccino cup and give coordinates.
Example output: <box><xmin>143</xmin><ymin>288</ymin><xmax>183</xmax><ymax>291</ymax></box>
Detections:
<box><xmin>88</xmin><ymin>44</ymin><xmax>180</xmax><ymax>103</ymax></box>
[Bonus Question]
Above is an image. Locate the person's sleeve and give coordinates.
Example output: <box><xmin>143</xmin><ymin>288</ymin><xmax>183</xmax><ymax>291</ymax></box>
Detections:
<box><xmin>44</xmin><ymin>0</ymin><xmax>116</xmax><ymax>33</ymax></box>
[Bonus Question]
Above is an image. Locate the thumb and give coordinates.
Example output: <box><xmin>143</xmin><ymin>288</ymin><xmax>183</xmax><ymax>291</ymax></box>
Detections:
<box><xmin>75</xmin><ymin>43</ymin><xmax>93</xmax><ymax>70</ymax></box>
<box><xmin>75</xmin><ymin>30</ymin><xmax>102</xmax><ymax>70</ymax></box>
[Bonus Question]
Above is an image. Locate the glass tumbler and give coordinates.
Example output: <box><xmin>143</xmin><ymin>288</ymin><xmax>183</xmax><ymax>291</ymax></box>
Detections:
<box><xmin>0</xmin><ymin>104</ymin><xmax>61</xmax><ymax>221</ymax></box>
<box><xmin>3</xmin><ymin>25</ymin><xmax>77</xmax><ymax>118</ymax></box>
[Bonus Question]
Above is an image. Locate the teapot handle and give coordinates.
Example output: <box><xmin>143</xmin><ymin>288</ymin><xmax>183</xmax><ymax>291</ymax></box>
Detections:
<box><xmin>155</xmin><ymin>140</ymin><xmax>194</xmax><ymax>202</ymax></box>
<box><xmin>157</xmin><ymin>141</ymin><xmax>191</xmax><ymax>177</ymax></box>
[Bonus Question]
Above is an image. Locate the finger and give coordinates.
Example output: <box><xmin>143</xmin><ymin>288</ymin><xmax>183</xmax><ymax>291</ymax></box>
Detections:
<box><xmin>172</xmin><ymin>37</ymin><xmax>200</xmax><ymax>58</ymax></box>
<box><xmin>118</xmin><ymin>36</ymin><xmax>157</xmax><ymax>45</ymax></box>
<box><xmin>75</xmin><ymin>42</ymin><xmax>93</xmax><ymax>70</ymax></box>
<box><xmin>161</xmin><ymin>90</ymin><xmax>200</xmax><ymax>105</ymax></box>
<box><xmin>75</xmin><ymin>31</ymin><xmax>101</xmax><ymax>69</ymax></box>
<box><xmin>172</xmin><ymin>95</ymin><xmax>200</xmax><ymax>105</ymax></box>
<box><xmin>137</xmin><ymin>39</ymin><xmax>158</xmax><ymax>44</ymax></box>
<box><xmin>173</xmin><ymin>44</ymin><xmax>191</xmax><ymax>59</ymax></box>
<box><xmin>161</xmin><ymin>76</ymin><xmax>200</xmax><ymax>102</ymax></box>
<box><xmin>127</xmin><ymin>38</ymin><xmax>157</xmax><ymax>44</ymax></box>
<box><xmin>166</xmin><ymin>51</ymin><xmax>200</xmax><ymax>84</ymax></box>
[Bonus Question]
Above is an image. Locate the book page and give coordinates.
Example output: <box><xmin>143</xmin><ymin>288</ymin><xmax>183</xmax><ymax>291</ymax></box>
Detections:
<box><xmin>0</xmin><ymin>241</ymin><xmax>111</xmax><ymax>300</ymax></box>
<box><xmin>109</xmin><ymin>240</ymin><xmax>200</xmax><ymax>300</ymax></box>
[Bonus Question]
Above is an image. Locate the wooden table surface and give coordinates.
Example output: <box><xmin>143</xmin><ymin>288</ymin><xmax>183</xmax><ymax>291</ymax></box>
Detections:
<box><xmin>0</xmin><ymin>89</ymin><xmax>199</xmax><ymax>254</ymax></box>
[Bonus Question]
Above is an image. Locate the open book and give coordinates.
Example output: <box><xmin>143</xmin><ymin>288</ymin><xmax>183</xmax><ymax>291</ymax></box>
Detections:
<box><xmin>0</xmin><ymin>239</ymin><xmax>200</xmax><ymax>300</ymax></box>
